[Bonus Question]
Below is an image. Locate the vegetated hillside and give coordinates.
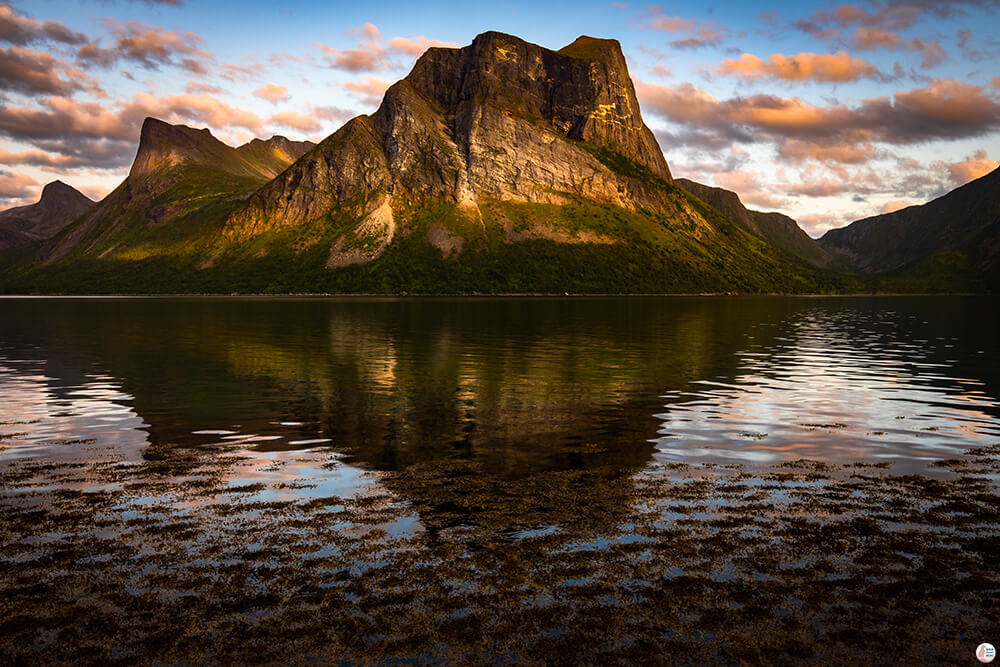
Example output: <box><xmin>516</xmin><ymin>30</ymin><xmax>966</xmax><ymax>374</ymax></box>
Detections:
<box><xmin>0</xmin><ymin>181</ymin><xmax>93</xmax><ymax>251</ymax></box>
<box><xmin>674</xmin><ymin>178</ymin><xmax>838</xmax><ymax>269</ymax></box>
<box><xmin>2</xmin><ymin>32</ymin><xmax>857</xmax><ymax>295</ymax></box>
<box><xmin>818</xmin><ymin>166</ymin><xmax>1000</xmax><ymax>292</ymax></box>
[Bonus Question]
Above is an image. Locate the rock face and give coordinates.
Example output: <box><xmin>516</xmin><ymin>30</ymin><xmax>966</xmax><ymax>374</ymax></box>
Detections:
<box><xmin>818</xmin><ymin>166</ymin><xmax>1000</xmax><ymax>280</ymax></box>
<box><xmin>0</xmin><ymin>181</ymin><xmax>93</xmax><ymax>251</ymax></box>
<box><xmin>42</xmin><ymin>118</ymin><xmax>313</xmax><ymax>264</ymax></box>
<box><xmin>675</xmin><ymin>178</ymin><xmax>836</xmax><ymax>268</ymax></box>
<box><xmin>225</xmin><ymin>32</ymin><xmax>680</xmax><ymax>247</ymax></box>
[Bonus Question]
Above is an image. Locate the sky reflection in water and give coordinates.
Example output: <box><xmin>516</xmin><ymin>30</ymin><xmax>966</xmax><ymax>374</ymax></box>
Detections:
<box><xmin>1</xmin><ymin>296</ymin><xmax>998</xmax><ymax>487</ymax></box>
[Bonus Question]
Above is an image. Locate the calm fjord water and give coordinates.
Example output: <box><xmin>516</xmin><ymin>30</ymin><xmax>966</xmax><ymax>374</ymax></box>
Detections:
<box><xmin>1</xmin><ymin>296</ymin><xmax>997</xmax><ymax>475</ymax></box>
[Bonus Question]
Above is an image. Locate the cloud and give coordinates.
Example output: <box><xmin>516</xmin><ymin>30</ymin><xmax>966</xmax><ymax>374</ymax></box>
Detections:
<box><xmin>313</xmin><ymin>105</ymin><xmax>355</xmax><ymax>124</ymax></box>
<box><xmin>351</xmin><ymin>22</ymin><xmax>381</xmax><ymax>41</ymax></box>
<box><xmin>220</xmin><ymin>61</ymin><xmax>265</xmax><ymax>82</ymax></box>
<box><xmin>0</xmin><ymin>46</ymin><xmax>102</xmax><ymax>96</ymax></box>
<box><xmin>936</xmin><ymin>149</ymin><xmax>998</xmax><ymax>186</ymax></box>
<box><xmin>387</xmin><ymin>36</ymin><xmax>458</xmax><ymax>56</ymax></box>
<box><xmin>268</xmin><ymin>111</ymin><xmax>321</xmax><ymax>133</ymax></box>
<box><xmin>795</xmin><ymin>4</ymin><xmax>923</xmax><ymax>34</ymax></box>
<box><xmin>641</xmin><ymin>7</ymin><xmax>731</xmax><ymax>48</ymax></box>
<box><xmin>319</xmin><ymin>42</ymin><xmax>387</xmax><ymax>72</ymax></box>
<box><xmin>0</xmin><ymin>3</ymin><xmax>87</xmax><ymax>46</ymax></box>
<box><xmin>185</xmin><ymin>80</ymin><xmax>222</xmax><ymax>95</ymax></box>
<box><xmin>319</xmin><ymin>24</ymin><xmax>389</xmax><ymax>72</ymax></box>
<box><xmin>798</xmin><ymin>212</ymin><xmax>850</xmax><ymax>236</ymax></box>
<box><xmin>777</xmin><ymin>139</ymin><xmax>878</xmax><ymax>164</ymax></box>
<box><xmin>649</xmin><ymin>64</ymin><xmax>672</xmax><ymax>78</ymax></box>
<box><xmin>0</xmin><ymin>142</ymin><xmax>129</xmax><ymax>170</ymax></box>
<box><xmin>0</xmin><ymin>169</ymin><xmax>39</xmax><ymax>200</ymax></box>
<box><xmin>717</xmin><ymin>51</ymin><xmax>885</xmax><ymax>83</ymax></box>
<box><xmin>642</xmin><ymin>14</ymin><xmax>695</xmax><ymax>32</ymax></box>
<box><xmin>711</xmin><ymin>170</ymin><xmax>789</xmax><ymax>209</ymax></box>
<box><xmin>78</xmin><ymin>19</ymin><xmax>212</xmax><ymax>72</ymax></box>
<box><xmin>0</xmin><ymin>136</ymin><xmax>135</xmax><ymax>170</ymax></box>
<box><xmin>835</xmin><ymin>27</ymin><xmax>946</xmax><ymax>67</ymax></box>
<box><xmin>635</xmin><ymin>78</ymin><xmax>1000</xmax><ymax>150</ymax></box>
<box><xmin>343</xmin><ymin>76</ymin><xmax>391</xmax><ymax>106</ymax></box>
<box><xmin>793</xmin><ymin>4</ymin><xmax>953</xmax><ymax>67</ymax></box>
<box><xmin>254</xmin><ymin>83</ymin><xmax>290</xmax><ymax>104</ymax></box>
<box><xmin>880</xmin><ymin>199</ymin><xmax>913</xmax><ymax>213</ymax></box>
<box><xmin>0</xmin><ymin>93</ymin><xmax>266</xmax><ymax>148</ymax></box>
<box><xmin>0</xmin><ymin>91</ymin><xmax>352</xmax><ymax>171</ymax></box>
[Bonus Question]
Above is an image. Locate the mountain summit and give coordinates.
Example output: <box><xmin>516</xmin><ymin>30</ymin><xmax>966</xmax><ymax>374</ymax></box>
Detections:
<box><xmin>5</xmin><ymin>32</ymin><xmax>843</xmax><ymax>294</ymax></box>
<box><xmin>0</xmin><ymin>181</ymin><xmax>93</xmax><ymax>251</ymax></box>
<box><xmin>225</xmin><ymin>31</ymin><xmax>684</xmax><ymax>256</ymax></box>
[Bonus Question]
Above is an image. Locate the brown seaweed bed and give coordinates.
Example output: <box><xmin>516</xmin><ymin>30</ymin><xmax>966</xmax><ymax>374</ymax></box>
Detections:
<box><xmin>2</xmin><ymin>438</ymin><xmax>999</xmax><ymax>665</ymax></box>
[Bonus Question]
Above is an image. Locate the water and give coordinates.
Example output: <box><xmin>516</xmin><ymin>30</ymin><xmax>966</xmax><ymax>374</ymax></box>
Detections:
<box><xmin>1</xmin><ymin>296</ymin><xmax>997</xmax><ymax>474</ymax></box>
<box><xmin>1</xmin><ymin>296</ymin><xmax>998</xmax><ymax>663</ymax></box>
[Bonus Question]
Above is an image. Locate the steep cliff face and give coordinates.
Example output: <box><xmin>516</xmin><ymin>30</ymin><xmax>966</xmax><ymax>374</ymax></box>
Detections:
<box><xmin>41</xmin><ymin>118</ymin><xmax>313</xmax><ymax>264</ymax></box>
<box><xmin>0</xmin><ymin>181</ymin><xmax>93</xmax><ymax>251</ymax></box>
<box><xmin>675</xmin><ymin>178</ymin><xmax>836</xmax><ymax>269</ymax></box>
<box><xmin>225</xmin><ymin>32</ymin><xmax>690</xmax><ymax>252</ymax></box>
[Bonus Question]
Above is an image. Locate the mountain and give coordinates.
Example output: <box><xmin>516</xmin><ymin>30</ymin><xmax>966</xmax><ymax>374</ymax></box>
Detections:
<box><xmin>674</xmin><ymin>178</ymin><xmax>836</xmax><ymax>269</ymax></box>
<box><xmin>818</xmin><ymin>166</ymin><xmax>1000</xmax><ymax>291</ymax></box>
<box><xmin>0</xmin><ymin>181</ymin><xmax>93</xmax><ymax>251</ymax></box>
<box><xmin>39</xmin><ymin>118</ymin><xmax>313</xmax><ymax>266</ymax></box>
<box><xmin>3</xmin><ymin>32</ymin><xmax>852</xmax><ymax>295</ymax></box>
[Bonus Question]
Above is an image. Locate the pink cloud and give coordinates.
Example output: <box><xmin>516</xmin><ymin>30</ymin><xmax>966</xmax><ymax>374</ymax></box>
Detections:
<box><xmin>0</xmin><ymin>4</ymin><xmax>87</xmax><ymax>46</ymax></box>
<box><xmin>387</xmin><ymin>36</ymin><xmax>458</xmax><ymax>56</ymax></box>
<box><xmin>268</xmin><ymin>111</ymin><xmax>321</xmax><ymax>134</ymax></box>
<box><xmin>880</xmin><ymin>200</ymin><xmax>913</xmax><ymax>213</ymax></box>
<box><xmin>0</xmin><ymin>46</ymin><xmax>102</xmax><ymax>96</ymax></box>
<box><xmin>254</xmin><ymin>83</ymin><xmax>290</xmax><ymax>104</ymax></box>
<box><xmin>718</xmin><ymin>51</ymin><xmax>884</xmax><ymax>83</ymax></box>
<box><xmin>343</xmin><ymin>76</ymin><xmax>391</xmax><ymax>106</ymax></box>
<box><xmin>78</xmin><ymin>19</ymin><xmax>213</xmax><ymax>72</ymax></box>
<box><xmin>0</xmin><ymin>170</ymin><xmax>39</xmax><ymax>200</ymax></box>
<box><xmin>936</xmin><ymin>149</ymin><xmax>998</xmax><ymax>186</ymax></box>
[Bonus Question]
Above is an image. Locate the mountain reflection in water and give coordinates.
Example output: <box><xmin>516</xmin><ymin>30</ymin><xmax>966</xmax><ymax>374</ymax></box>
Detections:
<box><xmin>1</xmin><ymin>296</ymin><xmax>998</xmax><ymax>664</ymax></box>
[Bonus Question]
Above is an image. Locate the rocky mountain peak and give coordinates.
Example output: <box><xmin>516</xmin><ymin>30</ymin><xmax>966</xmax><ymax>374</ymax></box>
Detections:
<box><xmin>404</xmin><ymin>31</ymin><xmax>670</xmax><ymax>182</ymax></box>
<box><xmin>38</xmin><ymin>180</ymin><xmax>93</xmax><ymax>208</ymax></box>
<box><xmin>131</xmin><ymin>117</ymin><xmax>220</xmax><ymax>177</ymax></box>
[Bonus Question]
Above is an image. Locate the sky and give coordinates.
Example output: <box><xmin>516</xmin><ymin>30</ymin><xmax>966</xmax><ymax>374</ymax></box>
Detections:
<box><xmin>1</xmin><ymin>0</ymin><xmax>999</xmax><ymax>237</ymax></box>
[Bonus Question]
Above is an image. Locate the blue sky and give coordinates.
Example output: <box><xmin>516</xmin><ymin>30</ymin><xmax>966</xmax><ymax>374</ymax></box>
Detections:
<box><xmin>2</xmin><ymin>0</ymin><xmax>999</xmax><ymax>235</ymax></box>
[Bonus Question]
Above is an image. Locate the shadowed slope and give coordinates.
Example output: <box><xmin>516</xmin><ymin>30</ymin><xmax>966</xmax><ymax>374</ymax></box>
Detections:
<box><xmin>0</xmin><ymin>181</ymin><xmax>93</xmax><ymax>251</ymax></box>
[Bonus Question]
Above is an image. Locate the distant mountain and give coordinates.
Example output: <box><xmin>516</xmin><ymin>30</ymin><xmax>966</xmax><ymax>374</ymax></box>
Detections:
<box><xmin>39</xmin><ymin>118</ymin><xmax>313</xmax><ymax>266</ymax></box>
<box><xmin>0</xmin><ymin>181</ymin><xmax>93</xmax><ymax>251</ymax></box>
<box><xmin>818</xmin><ymin>166</ymin><xmax>1000</xmax><ymax>291</ymax></box>
<box><xmin>674</xmin><ymin>178</ymin><xmax>836</xmax><ymax>269</ymax></box>
<box><xmin>3</xmin><ymin>32</ymin><xmax>853</xmax><ymax>295</ymax></box>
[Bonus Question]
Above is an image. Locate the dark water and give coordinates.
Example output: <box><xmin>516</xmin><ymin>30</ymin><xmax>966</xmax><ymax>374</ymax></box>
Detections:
<box><xmin>2</xmin><ymin>296</ymin><xmax>999</xmax><ymax>663</ymax></box>
<box><xmin>1</xmin><ymin>296</ymin><xmax>998</xmax><ymax>476</ymax></box>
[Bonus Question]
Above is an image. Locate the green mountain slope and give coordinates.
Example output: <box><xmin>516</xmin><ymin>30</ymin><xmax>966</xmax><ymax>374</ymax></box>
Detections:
<box><xmin>674</xmin><ymin>178</ymin><xmax>839</xmax><ymax>269</ymax></box>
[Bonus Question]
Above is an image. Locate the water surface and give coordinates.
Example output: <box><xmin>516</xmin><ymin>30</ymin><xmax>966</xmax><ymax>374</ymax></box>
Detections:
<box><xmin>1</xmin><ymin>296</ymin><xmax>998</xmax><ymax>663</ymax></box>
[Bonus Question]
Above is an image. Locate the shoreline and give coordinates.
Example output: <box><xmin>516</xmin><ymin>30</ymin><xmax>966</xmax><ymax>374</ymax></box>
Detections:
<box><xmin>0</xmin><ymin>291</ymin><xmax>991</xmax><ymax>298</ymax></box>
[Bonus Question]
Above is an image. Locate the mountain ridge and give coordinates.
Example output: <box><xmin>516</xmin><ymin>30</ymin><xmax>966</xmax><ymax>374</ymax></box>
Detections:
<box><xmin>818</xmin><ymin>165</ymin><xmax>1000</xmax><ymax>290</ymax></box>
<box><xmin>0</xmin><ymin>30</ymin><xmax>936</xmax><ymax>295</ymax></box>
<box><xmin>674</xmin><ymin>178</ymin><xmax>837</xmax><ymax>269</ymax></box>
